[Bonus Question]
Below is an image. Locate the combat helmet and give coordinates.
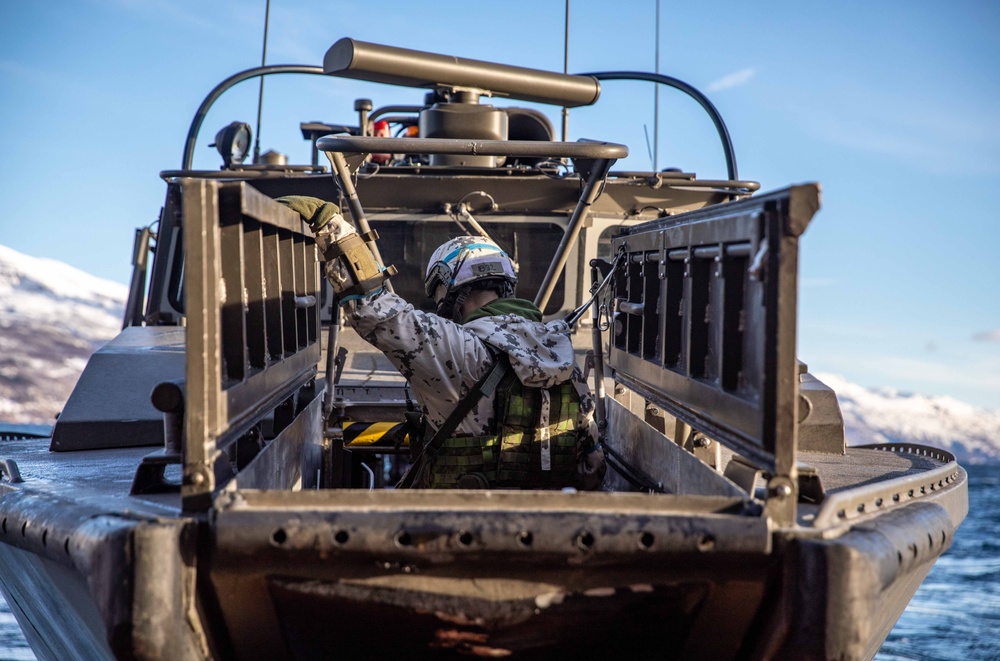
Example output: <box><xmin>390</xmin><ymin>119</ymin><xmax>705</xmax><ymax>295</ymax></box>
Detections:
<box><xmin>424</xmin><ymin>236</ymin><xmax>517</xmax><ymax>321</ymax></box>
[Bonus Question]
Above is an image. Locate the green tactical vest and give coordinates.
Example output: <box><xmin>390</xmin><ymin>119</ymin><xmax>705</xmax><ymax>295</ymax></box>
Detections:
<box><xmin>421</xmin><ymin>365</ymin><xmax>583</xmax><ymax>490</ymax></box>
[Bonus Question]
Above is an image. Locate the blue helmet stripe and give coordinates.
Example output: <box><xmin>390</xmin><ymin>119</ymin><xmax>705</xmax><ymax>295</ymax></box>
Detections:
<box><xmin>442</xmin><ymin>243</ymin><xmax>508</xmax><ymax>264</ymax></box>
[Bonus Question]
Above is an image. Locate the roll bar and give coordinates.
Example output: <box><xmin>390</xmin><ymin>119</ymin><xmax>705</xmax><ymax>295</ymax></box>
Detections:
<box><xmin>315</xmin><ymin>136</ymin><xmax>627</xmax><ymax>161</ymax></box>
<box><xmin>179</xmin><ymin>53</ymin><xmax>737</xmax><ymax>182</ymax></box>
<box><xmin>318</xmin><ymin>136</ymin><xmax>628</xmax><ymax>311</ymax></box>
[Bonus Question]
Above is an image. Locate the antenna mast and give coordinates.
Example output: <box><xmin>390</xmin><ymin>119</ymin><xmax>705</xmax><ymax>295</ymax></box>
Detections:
<box><xmin>653</xmin><ymin>0</ymin><xmax>660</xmax><ymax>171</ymax></box>
<box><xmin>561</xmin><ymin>0</ymin><xmax>570</xmax><ymax>141</ymax></box>
<box><xmin>252</xmin><ymin>0</ymin><xmax>271</xmax><ymax>164</ymax></box>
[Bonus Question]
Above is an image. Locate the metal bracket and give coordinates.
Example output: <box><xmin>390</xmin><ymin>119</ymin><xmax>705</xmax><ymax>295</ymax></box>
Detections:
<box><xmin>658</xmin><ymin>230</ymin><xmax>668</xmax><ymax>279</ymax></box>
<box><xmin>569</xmin><ymin>156</ymin><xmax>611</xmax><ymax>184</ymax></box>
<box><xmin>764</xmin><ymin>475</ymin><xmax>798</xmax><ymax>525</ymax></box>
<box><xmin>0</xmin><ymin>459</ymin><xmax>23</xmax><ymax>484</ymax></box>
<box><xmin>796</xmin><ymin>463</ymin><xmax>825</xmax><ymax>504</ymax></box>
<box><xmin>723</xmin><ymin>455</ymin><xmax>763</xmax><ymax>495</ymax></box>
<box><xmin>131</xmin><ymin>450</ymin><xmax>182</xmax><ymax>494</ymax></box>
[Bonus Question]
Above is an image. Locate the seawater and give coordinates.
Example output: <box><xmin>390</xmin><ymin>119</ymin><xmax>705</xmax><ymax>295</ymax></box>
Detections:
<box><xmin>876</xmin><ymin>464</ymin><xmax>1000</xmax><ymax>661</ymax></box>
<box><xmin>0</xmin><ymin>600</ymin><xmax>34</xmax><ymax>661</ymax></box>
<box><xmin>1</xmin><ymin>465</ymin><xmax>997</xmax><ymax>661</ymax></box>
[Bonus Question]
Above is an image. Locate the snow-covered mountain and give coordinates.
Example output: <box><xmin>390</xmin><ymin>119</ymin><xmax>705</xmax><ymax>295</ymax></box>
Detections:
<box><xmin>815</xmin><ymin>373</ymin><xmax>1000</xmax><ymax>464</ymax></box>
<box><xmin>0</xmin><ymin>244</ymin><xmax>998</xmax><ymax>463</ymax></box>
<box><xmin>0</xmin><ymin>244</ymin><xmax>127</xmax><ymax>424</ymax></box>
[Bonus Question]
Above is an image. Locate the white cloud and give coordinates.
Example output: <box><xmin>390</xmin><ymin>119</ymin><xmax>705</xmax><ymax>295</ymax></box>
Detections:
<box><xmin>972</xmin><ymin>328</ymin><xmax>1000</xmax><ymax>343</ymax></box>
<box><xmin>707</xmin><ymin>68</ymin><xmax>756</xmax><ymax>92</ymax></box>
<box><xmin>800</xmin><ymin>277</ymin><xmax>838</xmax><ymax>288</ymax></box>
<box><xmin>805</xmin><ymin>349</ymin><xmax>1000</xmax><ymax>409</ymax></box>
<box><xmin>784</xmin><ymin>84</ymin><xmax>1000</xmax><ymax>177</ymax></box>
<box><xmin>0</xmin><ymin>59</ymin><xmax>29</xmax><ymax>76</ymax></box>
<box><xmin>865</xmin><ymin>354</ymin><xmax>1000</xmax><ymax>392</ymax></box>
<box><xmin>800</xmin><ymin>321</ymin><xmax>890</xmax><ymax>339</ymax></box>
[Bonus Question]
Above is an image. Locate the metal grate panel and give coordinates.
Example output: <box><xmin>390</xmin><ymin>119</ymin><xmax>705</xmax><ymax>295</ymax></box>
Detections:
<box><xmin>182</xmin><ymin>180</ymin><xmax>321</xmax><ymax>510</ymax></box>
<box><xmin>609</xmin><ymin>185</ymin><xmax>819</xmax><ymax>487</ymax></box>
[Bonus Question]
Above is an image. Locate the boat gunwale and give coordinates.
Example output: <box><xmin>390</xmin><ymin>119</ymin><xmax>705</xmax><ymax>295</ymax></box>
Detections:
<box><xmin>810</xmin><ymin>443</ymin><xmax>966</xmax><ymax>528</ymax></box>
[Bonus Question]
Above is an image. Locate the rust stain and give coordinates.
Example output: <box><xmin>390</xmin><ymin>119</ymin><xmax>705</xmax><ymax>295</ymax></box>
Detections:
<box><xmin>433</xmin><ymin>629</ymin><xmax>513</xmax><ymax>657</ymax></box>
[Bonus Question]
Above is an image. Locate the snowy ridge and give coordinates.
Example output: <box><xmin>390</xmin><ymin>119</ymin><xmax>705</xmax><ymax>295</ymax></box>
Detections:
<box><xmin>0</xmin><ymin>244</ymin><xmax>127</xmax><ymax>343</ymax></box>
<box><xmin>0</xmin><ymin>244</ymin><xmax>126</xmax><ymax>423</ymax></box>
<box><xmin>816</xmin><ymin>373</ymin><xmax>1000</xmax><ymax>464</ymax></box>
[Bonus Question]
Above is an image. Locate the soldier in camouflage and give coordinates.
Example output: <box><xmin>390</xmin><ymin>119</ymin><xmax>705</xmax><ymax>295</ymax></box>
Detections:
<box><xmin>279</xmin><ymin>196</ymin><xmax>606</xmax><ymax>490</ymax></box>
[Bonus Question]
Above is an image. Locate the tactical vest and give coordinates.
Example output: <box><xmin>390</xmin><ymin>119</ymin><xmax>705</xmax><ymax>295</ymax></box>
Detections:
<box><xmin>421</xmin><ymin>367</ymin><xmax>583</xmax><ymax>489</ymax></box>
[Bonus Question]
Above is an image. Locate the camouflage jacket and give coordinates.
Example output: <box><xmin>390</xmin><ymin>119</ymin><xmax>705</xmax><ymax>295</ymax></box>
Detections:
<box><xmin>344</xmin><ymin>292</ymin><xmax>596</xmax><ymax>439</ymax></box>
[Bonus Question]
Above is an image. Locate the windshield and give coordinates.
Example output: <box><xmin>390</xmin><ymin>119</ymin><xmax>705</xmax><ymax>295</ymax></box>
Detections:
<box><xmin>372</xmin><ymin>219</ymin><xmax>567</xmax><ymax>315</ymax></box>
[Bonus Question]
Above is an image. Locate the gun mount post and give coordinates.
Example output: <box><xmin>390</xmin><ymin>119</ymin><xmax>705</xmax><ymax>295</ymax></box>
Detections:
<box><xmin>325</xmin><ymin>149</ymin><xmax>394</xmax><ymax>294</ymax></box>
<box><xmin>534</xmin><ymin>154</ymin><xmax>615</xmax><ymax>311</ymax></box>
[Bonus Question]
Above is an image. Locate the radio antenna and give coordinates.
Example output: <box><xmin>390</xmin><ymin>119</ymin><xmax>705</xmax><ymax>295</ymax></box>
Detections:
<box><xmin>252</xmin><ymin>0</ymin><xmax>271</xmax><ymax>164</ymax></box>
<box><xmin>561</xmin><ymin>0</ymin><xmax>570</xmax><ymax>141</ymax></box>
<box><xmin>653</xmin><ymin>0</ymin><xmax>660</xmax><ymax>171</ymax></box>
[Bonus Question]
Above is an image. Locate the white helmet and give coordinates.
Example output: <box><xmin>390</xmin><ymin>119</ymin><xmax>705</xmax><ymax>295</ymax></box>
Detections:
<box><xmin>424</xmin><ymin>236</ymin><xmax>517</xmax><ymax>319</ymax></box>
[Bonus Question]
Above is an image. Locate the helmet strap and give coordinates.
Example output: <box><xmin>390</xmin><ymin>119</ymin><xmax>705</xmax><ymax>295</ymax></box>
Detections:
<box><xmin>436</xmin><ymin>285</ymin><xmax>471</xmax><ymax>323</ymax></box>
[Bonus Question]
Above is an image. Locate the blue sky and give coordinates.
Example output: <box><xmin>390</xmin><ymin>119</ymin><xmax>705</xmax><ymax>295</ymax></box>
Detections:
<box><xmin>1</xmin><ymin>1</ymin><xmax>998</xmax><ymax>408</ymax></box>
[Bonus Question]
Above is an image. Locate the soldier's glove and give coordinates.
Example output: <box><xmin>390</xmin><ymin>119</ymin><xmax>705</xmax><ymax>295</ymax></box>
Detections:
<box><xmin>275</xmin><ymin>195</ymin><xmax>343</xmax><ymax>233</ymax></box>
<box><xmin>275</xmin><ymin>196</ymin><xmax>396</xmax><ymax>303</ymax></box>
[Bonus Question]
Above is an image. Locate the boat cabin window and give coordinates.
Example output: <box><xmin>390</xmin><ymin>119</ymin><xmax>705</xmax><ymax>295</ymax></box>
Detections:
<box><xmin>597</xmin><ymin>224</ymin><xmax>628</xmax><ymax>262</ymax></box>
<box><xmin>157</xmin><ymin>218</ymin><xmax>567</xmax><ymax>320</ymax></box>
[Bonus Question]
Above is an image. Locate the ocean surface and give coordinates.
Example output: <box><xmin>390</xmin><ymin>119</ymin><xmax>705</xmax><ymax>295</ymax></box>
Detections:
<box><xmin>1</xmin><ymin>465</ymin><xmax>997</xmax><ymax>661</ymax></box>
<box><xmin>876</xmin><ymin>464</ymin><xmax>1000</xmax><ymax>660</ymax></box>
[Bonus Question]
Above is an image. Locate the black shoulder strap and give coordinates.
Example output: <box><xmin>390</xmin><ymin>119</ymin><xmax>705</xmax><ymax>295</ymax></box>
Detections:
<box><xmin>396</xmin><ymin>353</ymin><xmax>511</xmax><ymax>489</ymax></box>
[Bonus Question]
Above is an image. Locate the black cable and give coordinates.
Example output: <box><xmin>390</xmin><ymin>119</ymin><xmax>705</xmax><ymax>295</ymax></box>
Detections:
<box><xmin>582</xmin><ymin>71</ymin><xmax>739</xmax><ymax>181</ymax></box>
<box><xmin>564</xmin><ymin>251</ymin><xmax>622</xmax><ymax>327</ymax></box>
<box><xmin>603</xmin><ymin>443</ymin><xmax>666</xmax><ymax>493</ymax></box>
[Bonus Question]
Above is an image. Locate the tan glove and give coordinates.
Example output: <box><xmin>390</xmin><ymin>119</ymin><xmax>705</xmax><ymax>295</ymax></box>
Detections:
<box><xmin>275</xmin><ymin>196</ymin><xmax>391</xmax><ymax>302</ymax></box>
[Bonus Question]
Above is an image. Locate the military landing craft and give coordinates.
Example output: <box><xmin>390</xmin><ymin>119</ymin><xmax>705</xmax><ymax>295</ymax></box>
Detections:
<box><xmin>0</xmin><ymin>38</ymin><xmax>967</xmax><ymax>660</ymax></box>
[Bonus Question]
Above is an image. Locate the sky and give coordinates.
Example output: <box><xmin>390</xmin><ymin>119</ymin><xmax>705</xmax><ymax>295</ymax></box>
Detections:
<box><xmin>1</xmin><ymin>0</ymin><xmax>998</xmax><ymax>408</ymax></box>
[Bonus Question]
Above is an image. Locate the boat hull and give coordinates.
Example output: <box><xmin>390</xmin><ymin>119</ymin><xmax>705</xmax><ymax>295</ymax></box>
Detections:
<box><xmin>0</xmin><ymin>420</ymin><xmax>968</xmax><ymax>661</ymax></box>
